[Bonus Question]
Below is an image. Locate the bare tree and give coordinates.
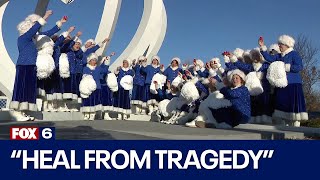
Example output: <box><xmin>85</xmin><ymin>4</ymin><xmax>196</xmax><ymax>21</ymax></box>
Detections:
<box><xmin>295</xmin><ymin>34</ymin><xmax>320</xmax><ymax>111</ymax></box>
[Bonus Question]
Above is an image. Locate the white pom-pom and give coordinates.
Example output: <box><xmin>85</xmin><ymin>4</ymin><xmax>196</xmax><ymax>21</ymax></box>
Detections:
<box><xmin>79</xmin><ymin>75</ymin><xmax>97</xmax><ymax>98</ymax></box>
<box><xmin>205</xmin><ymin>91</ymin><xmax>232</xmax><ymax>110</ymax></box>
<box><xmin>181</xmin><ymin>82</ymin><xmax>200</xmax><ymax>102</ymax></box>
<box><xmin>267</xmin><ymin>61</ymin><xmax>288</xmax><ymax>88</ymax></box>
<box><xmin>245</xmin><ymin>72</ymin><xmax>264</xmax><ymax>96</ymax></box>
<box><xmin>36</xmin><ymin>54</ymin><xmax>55</xmax><ymax>79</ymax></box>
<box><xmin>59</xmin><ymin>53</ymin><xmax>70</xmax><ymax>78</ymax></box>
<box><xmin>120</xmin><ymin>75</ymin><xmax>133</xmax><ymax>90</ymax></box>
<box><xmin>158</xmin><ymin>99</ymin><xmax>171</xmax><ymax>117</ymax></box>
<box><xmin>106</xmin><ymin>73</ymin><xmax>118</xmax><ymax>92</ymax></box>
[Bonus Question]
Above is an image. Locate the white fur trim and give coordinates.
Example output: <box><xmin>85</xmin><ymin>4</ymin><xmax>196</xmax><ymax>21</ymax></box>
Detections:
<box><xmin>182</xmin><ymin>64</ymin><xmax>188</xmax><ymax>71</ymax></box>
<box><xmin>227</xmin><ymin>69</ymin><xmax>246</xmax><ymax>83</ymax></box>
<box><xmin>266</xmin><ymin>61</ymin><xmax>288</xmax><ymax>88</ymax></box>
<box><xmin>281</xmin><ymin>47</ymin><xmax>294</xmax><ymax>57</ymax></box>
<box><xmin>196</xmin><ymin>59</ymin><xmax>204</xmax><ymax>68</ymax></box>
<box><xmin>85</xmin><ymin>39</ymin><xmax>96</xmax><ymax>45</ymax></box>
<box><xmin>104</xmin><ymin>56</ymin><xmax>111</xmax><ymax>66</ymax></box>
<box><xmin>74</xmin><ymin>36</ymin><xmax>82</xmax><ymax>44</ymax></box>
<box><xmin>35</xmin><ymin>35</ymin><xmax>54</xmax><ymax>52</ymax></box>
<box><xmin>79</xmin><ymin>75</ymin><xmax>97</xmax><ymax>98</ymax></box>
<box><xmin>245</xmin><ymin>72</ymin><xmax>264</xmax><ymax>96</ymax></box>
<box><xmin>269</xmin><ymin>44</ymin><xmax>280</xmax><ymax>53</ymax></box>
<box><xmin>230</xmin><ymin>55</ymin><xmax>238</xmax><ymax>63</ymax></box>
<box><xmin>208</xmin><ymin>69</ymin><xmax>217</xmax><ymax>77</ymax></box>
<box><xmin>9</xmin><ymin>101</ymin><xmax>38</xmax><ymax>111</ymax></box>
<box><xmin>201</xmin><ymin>78</ymin><xmax>210</xmax><ymax>85</ymax></box>
<box><xmin>61</xmin><ymin>31</ymin><xmax>69</xmax><ymax>38</ymax></box>
<box><xmin>59</xmin><ymin>53</ymin><xmax>70</xmax><ymax>78</ymax></box>
<box><xmin>152</xmin><ymin>55</ymin><xmax>161</xmax><ymax>64</ymax></box>
<box><xmin>273</xmin><ymin>110</ymin><xmax>308</xmax><ymax>121</ymax></box>
<box><xmin>285</xmin><ymin>64</ymin><xmax>291</xmax><ymax>72</ymax></box>
<box><xmin>80</xmin><ymin>104</ymin><xmax>102</xmax><ymax>113</ymax></box>
<box><xmin>223</xmin><ymin>55</ymin><xmax>230</xmax><ymax>63</ymax></box>
<box><xmin>233</xmin><ymin>48</ymin><xmax>244</xmax><ymax>59</ymax></box>
<box><xmin>56</xmin><ymin>21</ymin><xmax>63</xmax><ymax>28</ymax></box>
<box><xmin>260</xmin><ymin>45</ymin><xmax>268</xmax><ymax>52</ymax></box>
<box><xmin>112</xmin><ymin>107</ymin><xmax>131</xmax><ymax>115</ymax></box>
<box><xmin>120</xmin><ymin>75</ymin><xmax>133</xmax><ymax>90</ymax></box>
<box><xmin>278</xmin><ymin>35</ymin><xmax>295</xmax><ymax>48</ymax></box>
<box><xmin>181</xmin><ymin>82</ymin><xmax>200</xmax><ymax>102</ymax></box>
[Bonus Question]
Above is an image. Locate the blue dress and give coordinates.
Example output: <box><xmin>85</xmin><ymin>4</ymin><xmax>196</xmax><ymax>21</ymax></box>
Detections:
<box><xmin>211</xmin><ymin>86</ymin><xmax>251</xmax><ymax>127</ymax></box>
<box><xmin>113</xmin><ymin>68</ymin><xmax>134</xmax><ymax>114</ymax></box>
<box><xmin>140</xmin><ymin>65</ymin><xmax>161</xmax><ymax>105</ymax></box>
<box><xmin>131</xmin><ymin>65</ymin><xmax>146</xmax><ymax>107</ymax></box>
<box><xmin>261</xmin><ymin>49</ymin><xmax>308</xmax><ymax>121</ymax></box>
<box><xmin>80</xmin><ymin>64</ymin><xmax>109</xmax><ymax>113</ymax></box>
<box><xmin>100</xmin><ymin>68</ymin><xmax>114</xmax><ymax>111</ymax></box>
<box><xmin>10</xmin><ymin>21</ymin><xmax>45</xmax><ymax>111</ymax></box>
<box><xmin>234</xmin><ymin>61</ymin><xmax>273</xmax><ymax>122</ymax></box>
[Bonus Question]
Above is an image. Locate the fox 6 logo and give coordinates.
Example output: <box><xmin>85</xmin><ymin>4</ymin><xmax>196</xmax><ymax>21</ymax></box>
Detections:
<box><xmin>10</xmin><ymin>127</ymin><xmax>55</xmax><ymax>140</ymax></box>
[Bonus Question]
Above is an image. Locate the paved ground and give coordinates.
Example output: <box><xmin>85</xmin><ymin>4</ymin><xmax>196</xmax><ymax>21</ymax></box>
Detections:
<box><xmin>0</xmin><ymin>120</ymin><xmax>265</xmax><ymax>140</ymax></box>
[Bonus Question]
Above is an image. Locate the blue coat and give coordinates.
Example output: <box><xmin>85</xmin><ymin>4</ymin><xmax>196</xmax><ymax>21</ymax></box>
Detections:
<box><xmin>220</xmin><ymin>86</ymin><xmax>251</xmax><ymax>124</ymax></box>
<box><xmin>76</xmin><ymin>45</ymin><xmax>101</xmax><ymax>74</ymax></box>
<box><xmin>39</xmin><ymin>25</ymin><xmax>60</xmax><ymax>37</ymax></box>
<box><xmin>234</xmin><ymin>61</ymin><xmax>271</xmax><ymax>91</ymax></box>
<box><xmin>82</xmin><ymin>64</ymin><xmax>109</xmax><ymax>89</ymax></box>
<box><xmin>163</xmin><ymin>67</ymin><xmax>182</xmax><ymax>83</ymax></box>
<box><xmin>140</xmin><ymin>65</ymin><xmax>161</xmax><ymax>85</ymax></box>
<box><xmin>16</xmin><ymin>22</ymin><xmax>43</xmax><ymax>65</ymax></box>
<box><xmin>261</xmin><ymin>50</ymin><xmax>303</xmax><ymax>84</ymax></box>
<box><xmin>117</xmin><ymin>68</ymin><xmax>135</xmax><ymax>83</ymax></box>
<box><xmin>133</xmin><ymin>65</ymin><xmax>145</xmax><ymax>86</ymax></box>
<box><xmin>53</xmin><ymin>35</ymin><xmax>66</xmax><ymax>67</ymax></box>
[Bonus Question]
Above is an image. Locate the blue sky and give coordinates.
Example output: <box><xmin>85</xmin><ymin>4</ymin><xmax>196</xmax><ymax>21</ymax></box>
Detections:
<box><xmin>3</xmin><ymin>0</ymin><xmax>320</xmax><ymax>66</ymax></box>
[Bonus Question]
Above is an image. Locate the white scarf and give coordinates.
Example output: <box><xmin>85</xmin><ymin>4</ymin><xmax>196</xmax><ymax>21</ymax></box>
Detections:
<box><xmin>87</xmin><ymin>64</ymin><xmax>96</xmax><ymax>70</ymax></box>
<box><xmin>152</xmin><ymin>64</ymin><xmax>160</xmax><ymax>69</ymax></box>
<box><xmin>281</xmin><ymin>47</ymin><xmax>294</xmax><ymax>57</ymax></box>
<box><xmin>170</xmin><ymin>66</ymin><xmax>179</xmax><ymax>71</ymax></box>
<box><xmin>122</xmin><ymin>67</ymin><xmax>130</xmax><ymax>71</ymax></box>
<box><xmin>253</xmin><ymin>62</ymin><xmax>263</xmax><ymax>72</ymax></box>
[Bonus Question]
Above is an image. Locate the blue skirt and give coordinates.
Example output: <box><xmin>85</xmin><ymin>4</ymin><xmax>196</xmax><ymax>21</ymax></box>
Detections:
<box><xmin>210</xmin><ymin>107</ymin><xmax>249</xmax><ymax>127</ymax></box>
<box><xmin>101</xmin><ymin>85</ymin><xmax>113</xmax><ymax>111</ymax></box>
<box><xmin>75</xmin><ymin>73</ymin><xmax>82</xmax><ymax>96</ymax></box>
<box><xmin>273</xmin><ymin>84</ymin><xmax>308</xmax><ymax>121</ymax></box>
<box><xmin>44</xmin><ymin>69</ymin><xmax>62</xmax><ymax>100</ymax></box>
<box><xmin>251</xmin><ymin>91</ymin><xmax>272</xmax><ymax>117</ymax></box>
<box><xmin>113</xmin><ymin>87</ymin><xmax>131</xmax><ymax>114</ymax></box>
<box><xmin>61</xmin><ymin>74</ymin><xmax>78</xmax><ymax>100</ymax></box>
<box><xmin>81</xmin><ymin>89</ymin><xmax>102</xmax><ymax>112</ymax></box>
<box><xmin>145</xmin><ymin>84</ymin><xmax>159</xmax><ymax>105</ymax></box>
<box><xmin>131</xmin><ymin>84</ymin><xmax>147</xmax><ymax>107</ymax></box>
<box><xmin>10</xmin><ymin>65</ymin><xmax>38</xmax><ymax>111</ymax></box>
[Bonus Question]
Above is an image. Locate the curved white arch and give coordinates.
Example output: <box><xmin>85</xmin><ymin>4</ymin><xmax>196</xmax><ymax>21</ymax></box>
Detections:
<box><xmin>109</xmin><ymin>0</ymin><xmax>167</xmax><ymax>71</ymax></box>
<box><xmin>0</xmin><ymin>0</ymin><xmax>15</xmax><ymax>99</ymax></box>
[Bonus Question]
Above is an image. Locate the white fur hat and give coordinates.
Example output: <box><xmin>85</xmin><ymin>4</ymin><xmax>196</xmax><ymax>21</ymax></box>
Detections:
<box><xmin>243</xmin><ymin>50</ymin><xmax>251</xmax><ymax>58</ymax></box>
<box><xmin>152</xmin><ymin>55</ymin><xmax>161</xmax><ymax>64</ymax></box>
<box><xmin>195</xmin><ymin>59</ymin><xmax>204</xmax><ymax>68</ymax></box>
<box><xmin>25</xmin><ymin>14</ymin><xmax>41</xmax><ymax>23</ymax></box>
<box><xmin>269</xmin><ymin>44</ymin><xmax>281</xmax><ymax>54</ymax></box>
<box><xmin>171</xmin><ymin>57</ymin><xmax>181</xmax><ymax>65</ymax></box>
<box><xmin>210</xmin><ymin>58</ymin><xmax>220</xmax><ymax>65</ymax></box>
<box><xmin>233</xmin><ymin>48</ymin><xmax>244</xmax><ymax>59</ymax></box>
<box><xmin>87</xmin><ymin>53</ymin><xmax>98</xmax><ymax>63</ymax></box>
<box><xmin>123</xmin><ymin>58</ymin><xmax>131</xmax><ymax>67</ymax></box>
<box><xmin>120</xmin><ymin>75</ymin><xmax>133</xmax><ymax>90</ymax></box>
<box><xmin>171</xmin><ymin>76</ymin><xmax>183</xmax><ymax>88</ymax></box>
<box><xmin>181</xmin><ymin>82</ymin><xmax>200</xmax><ymax>102</ymax></box>
<box><xmin>85</xmin><ymin>39</ymin><xmax>96</xmax><ymax>45</ymax></box>
<box><xmin>227</xmin><ymin>69</ymin><xmax>246</xmax><ymax>83</ymax></box>
<box><xmin>17</xmin><ymin>20</ymin><xmax>33</xmax><ymax>36</ymax></box>
<box><xmin>249</xmin><ymin>48</ymin><xmax>265</xmax><ymax>62</ymax></box>
<box><xmin>278</xmin><ymin>35</ymin><xmax>295</xmax><ymax>48</ymax></box>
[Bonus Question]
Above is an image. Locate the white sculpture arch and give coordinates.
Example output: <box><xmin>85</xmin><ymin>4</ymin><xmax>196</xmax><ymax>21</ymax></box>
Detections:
<box><xmin>0</xmin><ymin>0</ymin><xmax>167</xmax><ymax>99</ymax></box>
